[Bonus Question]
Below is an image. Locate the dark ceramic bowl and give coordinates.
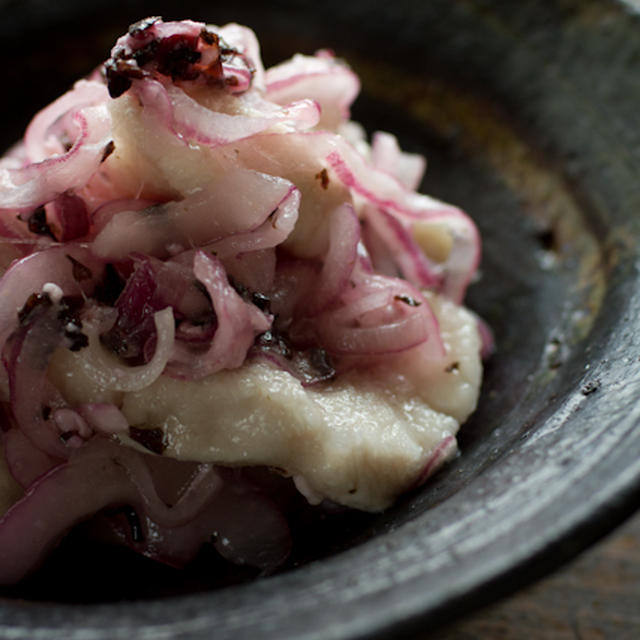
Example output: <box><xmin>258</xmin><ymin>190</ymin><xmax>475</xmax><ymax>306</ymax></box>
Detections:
<box><xmin>1</xmin><ymin>0</ymin><xmax>640</xmax><ymax>638</ymax></box>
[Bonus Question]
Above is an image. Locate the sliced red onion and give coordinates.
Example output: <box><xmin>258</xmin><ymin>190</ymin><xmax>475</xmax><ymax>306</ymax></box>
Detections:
<box><xmin>0</xmin><ymin>105</ymin><xmax>112</xmax><ymax>212</ymax></box>
<box><xmin>1</xmin><ymin>427</ymin><xmax>59</xmax><ymax>489</ymax></box>
<box><xmin>0</xmin><ymin>437</ymin><xmax>221</xmax><ymax>583</ymax></box>
<box><xmin>45</xmin><ymin>192</ymin><xmax>90</xmax><ymax>241</ymax></box>
<box><xmin>355</xmin><ymin>240</ymin><xmax>375</xmax><ymax>273</ymax></box>
<box><xmin>169</xmin><ymin>251</ymin><xmax>271</xmax><ymax>378</ymax></box>
<box><xmin>203</xmin><ymin>185</ymin><xmax>300</xmax><ymax>258</ymax></box>
<box><xmin>132</xmin><ymin>514</ymin><xmax>209</xmax><ymax>568</ymax></box>
<box><xmin>151</xmin><ymin>256</ymin><xmax>212</xmax><ymax>320</ymax></box>
<box><xmin>360</xmin><ymin>216</ymin><xmax>402</xmax><ymax>280</ymax></box>
<box><xmin>135</xmin><ymin>79</ymin><xmax>319</xmax><ymax>150</ymax></box>
<box><xmin>99</xmin><ymin>254</ymin><xmax>213</xmax><ymax>356</ymax></box>
<box><xmin>324</xmin><ymin>140</ymin><xmax>480</xmax><ymax>301</ymax></box>
<box><xmin>306</xmin><ymin>203</ymin><xmax>359</xmax><ymax>316</ymax></box>
<box><xmin>322</xmin><ymin>284</ymin><xmax>399</xmax><ymax>325</ymax></box>
<box><xmin>266</xmin><ymin>52</ymin><xmax>360</xmax><ymax>129</ymax></box>
<box><xmin>24</xmin><ymin>80</ymin><xmax>110</xmax><ymax>163</ymax></box>
<box><xmin>362</xmin><ymin>205</ymin><xmax>442</xmax><ymax>290</ymax></box>
<box><xmin>326</xmin><ymin>136</ymin><xmax>474</xmax><ymax>221</ymax></box>
<box><xmin>220</xmin><ymin>65</ymin><xmax>253</xmax><ymax>94</ymax></box>
<box><xmin>433</xmin><ymin>214</ymin><xmax>481</xmax><ymax>304</ymax></box>
<box><xmin>0</xmin><ymin>456</ymin><xmax>130</xmax><ymax>584</ymax></box>
<box><xmin>218</xmin><ymin>23</ymin><xmax>266</xmax><ymax>91</ymax></box>
<box><xmin>100</xmin><ymin>259</ymin><xmax>164</xmax><ymax>362</ymax></box>
<box><xmin>312</xmin><ymin>270</ymin><xmax>445</xmax><ymax>358</ymax></box>
<box><xmin>316</xmin><ymin>307</ymin><xmax>430</xmax><ymax>355</ymax></box>
<box><xmin>132</xmin><ymin>470</ymin><xmax>291</xmax><ymax>572</ymax></box>
<box><xmin>222</xmin><ymin>248</ymin><xmax>276</xmax><ymax>296</ymax></box>
<box><xmin>114</xmin><ymin>447</ymin><xmax>222</xmax><ymax>528</ymax></box>
<box><xmin>91</xmin><ymin>204</ymin><xmax>176</xmax><ymax>261</ymax></box>
<box><xmin>325</xmin><ymin>145</ymin><xmax>452</xmax><ymax>220</ymax></box>
<box><xmin>92</xmin><ymin>170</ymin><xmax>298</xmax><ymax>260</ymax></box>
<box><xmin>80</xmin><ymin>306</ymin><xmax>175</xmax><ymax>391</ymax></box>
<box><xmin>0</xmin><ymin>246</ymin><xmax>103</xmax><ymax>351</ymax></box>
<box><xmin>228</xmin><ymin>129</ymin><xmax>478</xmax><ymax>300</ymax></box>
<box><xmin>269</xmin><ymin>259</ymin><xmax>319</xmax><ymax>328</ymax></box>
<box><xmin>370</xmin><ymin>131</ymin><xmax>426</xmax><ymax>191</ymax></box>
<box><xmin>3</xmin><ymin>294</ymin><xmax>83</xmax><ymax>459</ymax></box>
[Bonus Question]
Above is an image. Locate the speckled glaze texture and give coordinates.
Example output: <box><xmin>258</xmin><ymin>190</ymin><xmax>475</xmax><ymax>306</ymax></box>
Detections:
<box><xmin>0</xmin><ymin>0</ymin><xmax>639</xmax><ymax>638</ymax></box>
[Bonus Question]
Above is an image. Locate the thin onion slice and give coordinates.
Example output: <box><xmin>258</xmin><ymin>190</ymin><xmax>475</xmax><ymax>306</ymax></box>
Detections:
<box><xmin>24</xmin><ymin>80</ymin><xmax>110</xmax><ymax>163</ymax></box>
<box><xmin>3</xmin><ymin>296</ymin><xmax>80</xmax><ymax>459</ymax></box>
<box><xmin>0</xmin><ymin>105</ymin><xmax>112</xmax><ymax>212</ymax></box>
<box><xmin>169</xmin><ymin>251</ymin><xmax>271</xmax><ymax>378</ymax></box>
<box><xmin>312</xmin><ymin>268</ymin><xmax>445</xmax><ymax>358</ymax></box>
<box><xmin>134</xmin><ymin>472</ymin><xmax>291</xmax><ymax>572</ymax></box>
<box><xmin>316</xmin><ymin>305</ymin><xmax>430</xmax><ymax>355</ymax></box>
<box><xmin>1</xmin><ymin>427</ymin><xmax>59</xmax><ymax>490</ymax></box>
<box><xmin>305</xmin><ymin>203</ymin><xmax>359</xmax><ymax>316</ymax></box>
<box><xmin>203</xmin><ymin>185</ymin><xmax>300</xmax><ymax>258</ymax></box>
<box><xmin>92</xmin><ymin>171</ymin><xmax>299</xmax><ymax>260</ymax></box>
<box><xmin>370</xmin><ymin>131</ymin><xmax>426</xmax><ymax>191</ymax></box>
<box><xmin>135</xmin><ymin>79</ymin><xmax>320</xmax><ymax>148</ymax></box>
<box><xmin>0</xmin><ymin>438</ymin><xmax>221</xmax><ymax>584</ymax></box>
<box><xmin>0</xmin><ymin>246</ymin><xmax>103</xmax><ymax>352</ymax></box>
<box><xmin>265</xmin><ymin>52</ymin><xmax>360</xmax><ymax>130</ymax></box>
<box><xmin>80</xmin><ymin>307</ymin><xmax>175</xmax><ymax>392</ymax></box>
<box><xmin>362</xmin><ymin>205</ymin><xmax>442</xmax><ymax>290</ymax></box>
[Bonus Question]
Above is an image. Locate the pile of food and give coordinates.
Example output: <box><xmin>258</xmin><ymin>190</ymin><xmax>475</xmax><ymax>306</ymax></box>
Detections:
<box><xmin>0</xmin><ymin>17</ymin><xmax>488</xmax><ymax>583</ymax></box>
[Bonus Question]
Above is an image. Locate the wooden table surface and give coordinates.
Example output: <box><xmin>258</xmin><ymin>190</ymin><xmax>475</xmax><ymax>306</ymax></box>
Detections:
<box><xmin>431</xmin><ymin>509</ymin><xmax>640</xmax><ymax>639</ymax></box>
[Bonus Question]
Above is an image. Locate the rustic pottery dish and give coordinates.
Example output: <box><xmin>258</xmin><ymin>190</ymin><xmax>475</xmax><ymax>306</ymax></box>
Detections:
<box><xmin>0</xmin><ymin>0</ymin><xmax>639</xmax><ymax>638</ymax></box>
